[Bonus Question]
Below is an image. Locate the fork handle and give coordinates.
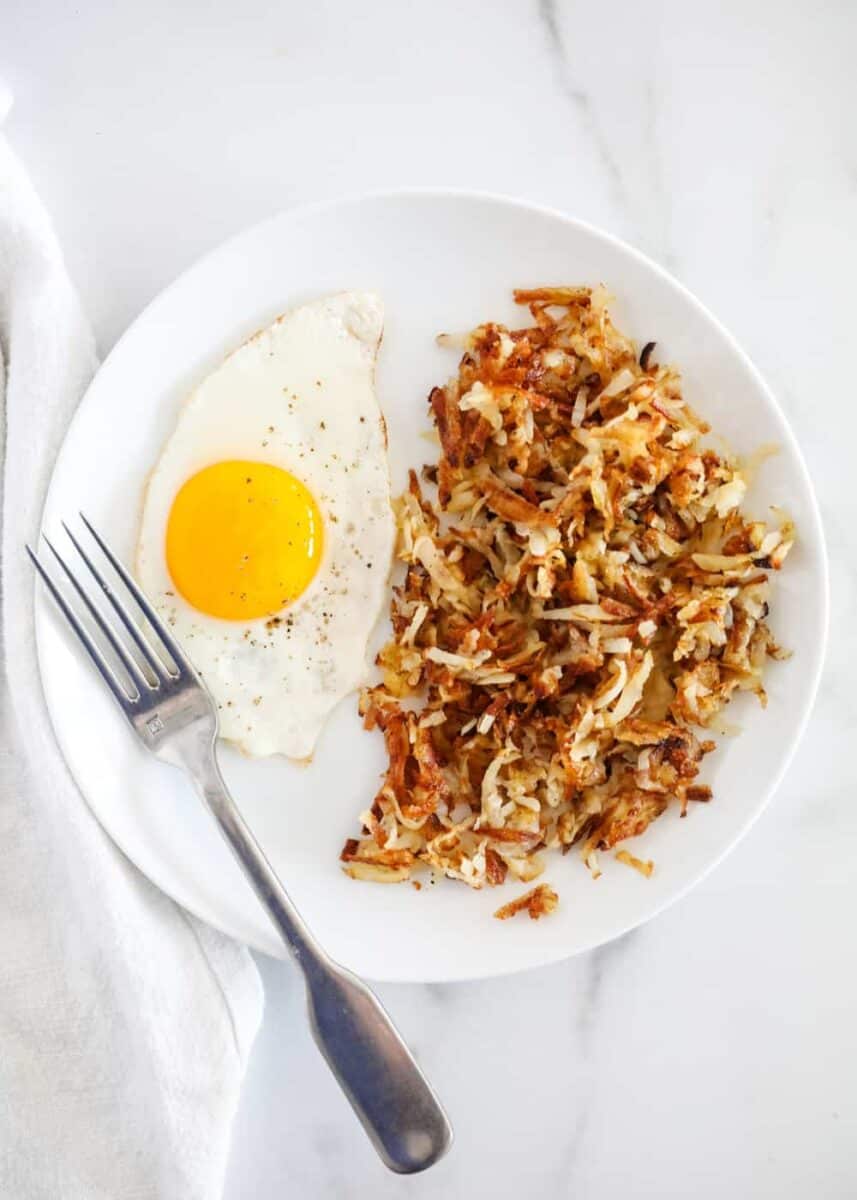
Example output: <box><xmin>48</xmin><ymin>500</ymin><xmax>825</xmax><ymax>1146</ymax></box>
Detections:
<box><xmin>193</xmin><ymin>747</ymin><xmax>453</xmax><ymax>1174</ymax></box>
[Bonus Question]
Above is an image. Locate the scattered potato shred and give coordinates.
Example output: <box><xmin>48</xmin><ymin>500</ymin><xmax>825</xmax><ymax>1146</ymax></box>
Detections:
<box><xmin>494</xmin><ymin>884</ymin><xmax>559</xmax><ymax>922</ymax></box>
<box><xmin>615</xmin><ymin>849</ymin><xmax>655</xmax><ymax>878</ymax></box>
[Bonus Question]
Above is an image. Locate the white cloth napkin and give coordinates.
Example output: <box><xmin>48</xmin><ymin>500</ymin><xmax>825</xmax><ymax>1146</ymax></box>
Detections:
<box><xmin>0</xmin><ymin>108</ymin><xmax>263</xmax><ymax>1199</ymax></box>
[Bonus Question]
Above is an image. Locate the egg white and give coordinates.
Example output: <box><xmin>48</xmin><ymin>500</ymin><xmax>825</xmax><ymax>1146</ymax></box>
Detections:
<box><xmin>136</xmin><ymin>291</ymin><xmax>394</xmax><ymax>759</ymax></box>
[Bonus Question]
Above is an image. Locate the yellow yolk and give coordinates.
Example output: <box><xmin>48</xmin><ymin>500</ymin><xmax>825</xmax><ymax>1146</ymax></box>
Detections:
<box><xmin>165</xmin><ymin>460</ymin><xmax>322</xmax><ymax>620</ymax></box>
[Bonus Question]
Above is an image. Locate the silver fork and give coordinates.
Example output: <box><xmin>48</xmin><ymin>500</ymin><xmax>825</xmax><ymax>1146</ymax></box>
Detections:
<box><xmin>28</xmin><ymin>515</ymin><xmax>453</xmax><ymax>1175</ymax></box>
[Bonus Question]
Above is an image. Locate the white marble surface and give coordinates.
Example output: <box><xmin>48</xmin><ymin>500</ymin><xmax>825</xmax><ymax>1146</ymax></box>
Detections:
<box><xmin>4</xmin><ymin>1</ymin><xmax>855</xmax><ymax>1196</ymax></box>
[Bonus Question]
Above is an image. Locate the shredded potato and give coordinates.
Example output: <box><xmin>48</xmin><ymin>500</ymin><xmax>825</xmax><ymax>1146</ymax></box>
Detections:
<box><xmin>615</xmin><ymin>849</ymin><xmax>655</xmax><ymax>878</ymax></box>
<box><xmin>341</xmin><ymin>287</ymin><xmax>793</xmax><ymax>896</ymax></box>
<box><xmin>494</xmin><ymin>884</ymin><xmax>559</xmax><ymax>921</ymax></box>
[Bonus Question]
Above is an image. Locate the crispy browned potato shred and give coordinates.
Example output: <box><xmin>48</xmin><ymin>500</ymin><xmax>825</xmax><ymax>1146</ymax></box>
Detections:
<box><xmin>341</xmin><ymin>287</ymin><xmax>793</xmax><ymax>899</ymax></box>
<box><xmin>493</xmin><ymin>884</ymin><xmax>559</xmax><ymax>921</ymax></box>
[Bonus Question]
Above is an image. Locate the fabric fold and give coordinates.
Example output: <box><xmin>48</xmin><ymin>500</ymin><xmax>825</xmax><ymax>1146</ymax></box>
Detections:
<box><xmin>0</xmin><ymin>126</ymin><xmax>263</xmax><ymax>1200</ymax></box>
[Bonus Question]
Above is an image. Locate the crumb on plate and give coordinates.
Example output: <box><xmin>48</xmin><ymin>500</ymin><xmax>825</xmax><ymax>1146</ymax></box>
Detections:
<box><xmin>615</xmin><ymin>849</ymin><xmax>654</xmax><ymax>877</ymax></box>
<box><xmin>494</xmin><ymin>883</ymin><xmax>559</xmax><ymax>921</ymax></box>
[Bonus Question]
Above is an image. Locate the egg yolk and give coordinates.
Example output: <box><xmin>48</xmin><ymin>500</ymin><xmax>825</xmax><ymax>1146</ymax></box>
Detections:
<box><xmin>165</xmin><ymin>460</ymin><xmax>322</xmax><ymax>620</ymax></box>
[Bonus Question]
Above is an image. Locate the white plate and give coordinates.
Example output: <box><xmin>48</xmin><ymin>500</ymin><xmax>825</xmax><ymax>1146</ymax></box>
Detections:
<box><xmin>36</xmin><ymin>191</ymin><xmax>828</xmax><ymax>983</ymax></box>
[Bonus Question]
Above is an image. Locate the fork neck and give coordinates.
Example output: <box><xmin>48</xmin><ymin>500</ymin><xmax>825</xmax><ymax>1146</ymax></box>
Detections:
<box><xmin>179</xmin><ymin>738</ymin><xmax>331</xmax><ymax>977</ymax></box>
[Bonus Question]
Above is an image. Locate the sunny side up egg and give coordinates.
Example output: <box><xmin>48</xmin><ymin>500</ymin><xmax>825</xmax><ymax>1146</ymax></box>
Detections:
<box><xmin>136</xmin><ymin>292</ymin><xmax>395</xmax><ymax>759</ymax></box>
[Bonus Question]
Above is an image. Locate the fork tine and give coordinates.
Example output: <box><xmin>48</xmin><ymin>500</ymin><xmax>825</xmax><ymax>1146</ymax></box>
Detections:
<box><xmin>77</xmin><ymin>512</ymin><xmax>193</xmax><ymax>676</ymax></box>
<box><xmin>28</xmin><ymin>545</ymin><xmax>138</xmax><ymax>706</ymax></box>
<box><xmin>61</xmin><ymin>521</ymin><xmax>161</xmax><ymax>684</ymax></box>
<box><xmin>43</xmin><ymin>534</ymin><xmax>150</xmax><ymax>695</ymax></box>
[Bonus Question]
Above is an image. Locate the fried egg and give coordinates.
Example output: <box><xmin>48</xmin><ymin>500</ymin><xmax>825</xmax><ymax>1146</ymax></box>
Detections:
<box><xmin>136</xmin><ymin>291</ymin><xmax>394</xmax><ymax>759</ymax></box>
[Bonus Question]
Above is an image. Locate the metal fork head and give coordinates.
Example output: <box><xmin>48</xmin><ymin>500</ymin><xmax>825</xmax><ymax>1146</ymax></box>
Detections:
<box><xmin>29</xmin><ymin>515</ymin><xmax>218</xmax><ymax>763</ymax></box>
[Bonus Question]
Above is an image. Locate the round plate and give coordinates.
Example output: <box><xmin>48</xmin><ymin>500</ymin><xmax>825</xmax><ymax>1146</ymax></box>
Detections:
<box><xmin>36</xmin><ymin>191</ymin><xmax>828</xmax><ymax>982</ymax></box>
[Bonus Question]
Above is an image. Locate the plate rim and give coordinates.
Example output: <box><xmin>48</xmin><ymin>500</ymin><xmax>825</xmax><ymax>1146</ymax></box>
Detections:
<box><xmin>34</xmin><ymin>187</ymin><xmax>830</xmax><ymax>982</ymax></box>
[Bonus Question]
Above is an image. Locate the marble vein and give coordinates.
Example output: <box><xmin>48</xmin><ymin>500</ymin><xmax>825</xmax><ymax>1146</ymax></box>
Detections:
<box><xmin>536</xmin><ymin>0</ymin><xmax>629</xmax><ymax>219</ymax></box>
